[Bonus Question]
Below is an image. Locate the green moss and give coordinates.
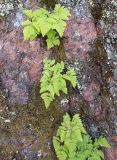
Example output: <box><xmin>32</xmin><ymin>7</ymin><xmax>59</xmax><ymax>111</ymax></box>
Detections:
<box><xmin>40</xmin><ymin>0</ymin><xmax>57</xmax><ymax>9</ymax></box>
<box><xmin>0</xmin><ymin>86</ymin><xmax>65</xmax><ymax>159</ymax></box>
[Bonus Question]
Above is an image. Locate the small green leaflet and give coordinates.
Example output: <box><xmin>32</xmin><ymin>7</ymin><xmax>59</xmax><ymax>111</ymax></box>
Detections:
<box><xmin>94</xmin><ymin>136</ymin><xmax>110</xmax><ymax>148</ymax></box>
<box><xmin>41</xmin><ymin>92</ymin><xmax>53</xmax><ymax>109</ymax></box>
<box><xmin>63</xmin><ymin>70</ymin><xmax>77</xmax><ymax>88</ymax></box>
<box><xmin>23</xmin><ymin>26</ymin><xmax>37</xmax><ymax>41</ymax></box>
<box><xmin>23</xmin><ymin>10</ymin><xmax>33</xmax><ymax>19</ymax></box>
<box><xmin>46</xmin><ymin>30</ymin><xmax>60</xmax><ymax>49</ymax></box>
<box><xmin>54</xmin><ymin>4</ymin><xmax>71</xmax><ymax>20</ymax></box>
<box><xmin>54</xmin><ymin>23</ymin><xmax>65</xmax><ymax>37</ymax></box>
<box><xmin>32</xmin><ymin>21</ymin><xmax>41</xmax><ymax>33</ymax></box>
<box><xmin>46</xmin><ymin>36</ymin><xmax>60</xmax><ymax>49</ymax></box>
<box><xmin>22</xmin><ymin>19</ymin><xmax>31</xmax><ymax>26</ymax></box>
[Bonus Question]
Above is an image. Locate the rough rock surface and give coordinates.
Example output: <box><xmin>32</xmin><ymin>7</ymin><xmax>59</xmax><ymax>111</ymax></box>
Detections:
<box><xmin>0</xmin><ymin>0</ymin><xmax>117</xmax><ymax>159</ymax></box>
<box><xmin>0</xmin><ymin>0</ymin><xmax>97</xmax><ymax>104</ymax></box>
<box><xmin>64</xmin><ymin>15</ymin><xmax>97</xmax><ymax>60</ymax></box>
<box><xmin>99</xmin><ymin>0</ymin><xmax>117</xmax><ymax>158</ymax></box>
<box><xmin>0</xmin><ymin>28</ymin><xmax>50</xmax><ymax>104</ymax></box>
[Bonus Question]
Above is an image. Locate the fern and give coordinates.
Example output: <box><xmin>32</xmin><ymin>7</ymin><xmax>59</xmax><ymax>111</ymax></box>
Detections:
<box><xmin>22</xmin><ymin>4</ymin><xmax>70</xmax><ymax>49</ymax></box>
<box><xmin>53</xmin><ymin>113</ymin><xmax>110</xmax><ymax>160</ymax></box>
<box><xmin>40</xmin><ymin>59</ymin><xmax>77</xmax><ymax>108</ymax></box>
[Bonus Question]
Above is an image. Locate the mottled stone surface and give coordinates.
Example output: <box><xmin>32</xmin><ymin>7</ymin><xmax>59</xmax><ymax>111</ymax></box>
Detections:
<box><xmin>101</xmin><ymin>0</ymin><xmax>117</xmax><ymax>104</ymax></box>
<box><xmin>104</xmin><ymin>148</ymin><xmax>117</xmax><ymax>160</ymax></box>
<box><xmin>99</xmin><ymin>1</ymin><xmax>117</xmax><ymax>158</ymax></box>
<box><xmin>0</xmin><ymin>90</ymin><xmax>64</xmax><ymax>159</ymax></box>
<box><xmin>64</xmin><ymin>15</ymin><xmax>97</xmax><ymax>60</ymax></box>
<box><xmin>0</xmin><ymin>0</ymin><xmax>15</xmax><ymax>16</ymax></box>
<box><xmin>0</xmin><ymin>28</ymin><xmax>50</xmax><ymax>104</ymax></box>
<box><xmin>0</xmin><ymin>0</ymin><xmax>117</xmax><ymax>159</ymax></box>
<box><xmin>0</xmin><ymin>0</ymin><xmax>97</xmax><ymax>105</ymax></box>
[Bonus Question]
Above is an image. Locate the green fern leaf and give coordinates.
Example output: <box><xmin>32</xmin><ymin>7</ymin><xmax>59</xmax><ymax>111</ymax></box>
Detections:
<box><xmin>40</xmin><ymin>84</ymin><xmax>48</xmax><ymax>93</ymax></box>
<box><xmin>96</xmin><ymin>150</ymin><xmax>104</xmax><ymax>158</ymax></box>
<box><xmin>54</xmin><ymin>4</ymin><xmax>70</xmax><ymax>20</ymax></box>
<box><xmin>23</xmin><ymin>26</ymin><xmax>37</xmax><ymax>41</ymax></box>
<box><xmin>47</xmin><ymin>16</ymin><xmax>57</xmax><ymax>24</ymax></box>
<box><xmin>43</xmin><ymin>58</ymin><xmax>53</xmax><ymax>69</ymax></box>
<box><xmin>53</xmin><ymin>137</ymin><xmax>61</xmax><ymax>151</ymax></box>
<box><xmin>63</xmin><ymin>113</ymin><xmax>71</xmax><ymax>127</ymax></box>
<box><xmin>72</xmin><ymin>114</ymin><xmax>86</xmax><ymax>134</ymax></box>
<box><xmin>95</xmin><ymin>136</ymin><xmax>110</xmax><ymax>148</ymax></box>
<box><xmin>40</xmin><ymin>22</ymin><xmax>51</xmax><ymax>37</ymax></box>
<box><xmin>46</xmin><ymin>36</ymin><xmax>60</xmax><ymax>49</ymax></box>
<box><xmin>49</xmin><ymin>59</ymin><xmax>56</xmax><ymax>66</ymax></box>
<box><xmin>53</xmin><ymin>37</ymin><xmax>60</xmax><ymax>46</ymax></box>
<box><xmin>23</xmin><ymin>10</ymin><xmax>33</xmax><ymax>19</ymax></box>
<box><xmin>41</xmin><ymin>92</ymin><xmax>53</xmax><ymax>108</ymax></box>
<box><xmin>46</xmin><ymin>30</ymin><xmax>60</xmax><ymax>49</ymax></box>
<box><xmin>32</xmin><ymin>8</ymin><xmax>49</xmax><ymax>19</ymax></box>
<box><xmin>47</xmin><ymin>30</ymin><xmax>56</xmax><ymax>38</ymax></box>
<box><xmin>63</xmin><ymin>70</ymin><xmax>77</xmax><ymax>88</ymax></box>
<box><xmin>32</xmin><ymin>21</ymin><xmax>41</xmax><ymax>33</ymax></box>
<box><xmin>61</xmin><ymin>87</ymin><xmax>68</xmax><ymax>94</ymax></box>
<box><xmin>72</xmin><ymin>126</ymin><xmax>83</xmax><ymax>141</ymax></box>
<box><xmin>46</xmin><ymin>38</ymin><xmax>54</xmax><ymax>49</ymax></box>
<box><xmin>54</xmin><ymin>23</ymin><xmax>65</xmax><ymax>37</ymax></box>
<box><xmin>58</xmin><ymin>151</ymin><xmax>67</xmax><ymax>160</ymax></box>
<box><xmin>91</xmin><ymin>153</ymin><xmax>101</xmax><ymax>160</ymax></box>
<box><xmin>60</xmin><ymin>129</ymin><xmax>66</xmax><ymax>142</ymax></box>
<box><xmin>52</xmin><ymin>80</ymin><xmax>60</xmax><ymax>96</ymax></box>
<box><xmin>48</xmin><ymin>84</ymin><xmax>55</xmax><ymax>98</ymax></box>
<box><xmin>22</xmin><ymin>19</ymin><xmax>31</xmax><ymax>26</ymax></box>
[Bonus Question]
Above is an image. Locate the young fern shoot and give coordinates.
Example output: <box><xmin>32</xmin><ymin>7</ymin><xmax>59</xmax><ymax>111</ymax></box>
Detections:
<box><xmin>40</xmin><ymin>59</ymin><xmax>77</xmax><ymax>108</ymax></box>
<box><xmin>53</xmin><ymin>113</ymin><xmax>110</xmax><ymax>160</ymax></box>
<box><xmin>22</xmin><ymin>4</ymin><xmax>70</xmax><ymax>49</ymax></box>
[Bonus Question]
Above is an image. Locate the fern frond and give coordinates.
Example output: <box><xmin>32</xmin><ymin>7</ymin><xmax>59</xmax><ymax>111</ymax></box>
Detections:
<box><xmin>22</xmin><ymin>4</ymin><xmax>70</xmax><ymax>49</ymax></box>
<box><xmin>94</xmin><ymin>136</ymin><xmax>110</xmax><ymax>148</ymax></box>
<box><xmin>53</xmin><ymin>113</ymin><xmax>110</xmax><ymax>160</ymax></box>
<box><xmin>40</xmin><ymin>59</ymin><xmax>77</xmax><ymax>108</ymax></box>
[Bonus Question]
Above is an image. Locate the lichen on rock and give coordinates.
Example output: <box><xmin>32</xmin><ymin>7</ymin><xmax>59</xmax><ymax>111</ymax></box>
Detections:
<box><xmin>0</xmin><ymin>0</ymin><xmax>15</xmax><ymax>16</ymax></box>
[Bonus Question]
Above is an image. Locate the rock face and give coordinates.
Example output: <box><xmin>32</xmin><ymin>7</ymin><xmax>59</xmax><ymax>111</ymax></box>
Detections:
<box><xmin>101</xmin><ymin>0</ymin><xmax>117</xmax><ymax>104</ymax></box>
<box><xmin>0</xmin><ymin>0</ymin><xmax>97</xmax><ymax>105</ymax></box>
<box><xmin>0</xmin><ymin>0</ymin><xmax>15</xmax><ymax>16</ymax></box>
<box><xmin>0</xmin><ymin>0</ymin><xmax>117</xmax><ymax>159</ymax></box>
<box><xmin>64</xmin><ymin>15</ymin><xmax>97</xmax><ymax>60</ymax></box>
<box><xmin>104</xmin><ymin>148</ymin><xmax>117</xmax><ymax>160</ymax></box>
<box><xmin>0</xmin><ymin>29</ymin><xmax>50</xmax><ymax>104</ymax></box>
<box><xmin>99</xmin><ymin>0</ymin><xmax>117</xmax><ymax>159</ymax></box>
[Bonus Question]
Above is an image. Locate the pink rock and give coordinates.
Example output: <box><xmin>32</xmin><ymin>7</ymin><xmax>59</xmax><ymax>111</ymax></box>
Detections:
<box><xmin>0</xmin><ymin>3</ymin><xmax>97</xmax><ymax>105</ymax></box>
<box><xmin>83</xmin><ymin>81</ymin><xmax>100</xmax><ymax>102</ymax></box>
<box><xmin>25</xmin><ymin>0</ymin><xmax>39</xmax><ymax>9</ymax></box>
<box><xmin>64</xmin><ymin>14</ymin><xmax>97</xmax><ymax>60</ymax></box>
<box><xmin>28</xmin><ymin>60</ymin><xmax>42</xmax><ymax>83</ymax></box>
<box><xmin>0</xmin><ymin>28</ymin><xmax>51</xmax><ymax>103</ymax></box>
<box><xmin>104</xmin><ymin>148</ymin><xmax>117</xmax><ymax>160</ymax></box>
